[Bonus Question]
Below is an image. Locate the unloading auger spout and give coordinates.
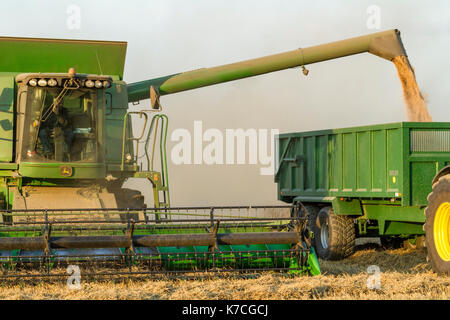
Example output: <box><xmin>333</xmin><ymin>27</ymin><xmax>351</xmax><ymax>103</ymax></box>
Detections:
<box><xmin>126</xmin><ymin>29</ymin><xmax>407</xmax><ymax>104</ymax></box>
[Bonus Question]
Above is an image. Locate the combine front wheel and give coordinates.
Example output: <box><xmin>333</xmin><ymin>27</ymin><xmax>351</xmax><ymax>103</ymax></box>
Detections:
<box><xmin>425</xmin><ymin>175</ymin><xmax>450</xmax><ymax>274</ymax></box>
<box><xmin>314</xmin><ymin>207</ymin><xmax>355</xmax><ymax>260</ymax></box>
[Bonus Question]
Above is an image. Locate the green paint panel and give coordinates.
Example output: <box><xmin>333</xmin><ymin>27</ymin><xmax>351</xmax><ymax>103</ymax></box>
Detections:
<box><xmin>363</xmin><ymin>204</ymin><xmax>426</xmax><ymax>235</ymax></box>
<box><xmin>332</xmin><ymin>198</ymin><xmax>362</xmax><ymax>215</ymax></box>
<box><xmin>329</xmin><ymin>134</ymin><xmax>342</xmax><ymax>192</ymax></box>
<box><xmin>105</xmin><ymin>81</ymin><xmax>129</xmax><ymax>164</ymax></box>
<box><xmin>315</xmin><ymin>135</ymin><xmax>327</xmax><ymax>191</ymax></box>
<box><xmin>357</xmin><ymin>131</ymin><xmax>370</xmax><ymax>191</ymax></box>
<box><xmin>386</xmin><ymin>129</ymin><xmax>401</xmax><ymax>192</ymax></box>
<box><xmin>304</xmin><ymin>136</ymin><xmax>314</xmax><ymax>191</ymax></box>
<box><xmin>0</xmin><ymin>163</ymin><xmax>17</xmax><ymax>170</ymax></box>
<box><xmin>278</xmin><ymin>138</ymin><xmax>290</xmax><ymax>193</ymax></box>
<box><xmin>383</xmin><ymin>221</ymin><xmax>424</xmax><ymax>235</ymax></box>
<box><xmin>0</xmin><ymin>75</ymin><xmax>14</xmax><ymax>162</ymax></box>
<box><xmin>371</xmin><ymin>130</ymin><xmax>386</xmax><ymax>192</ymax></box>
<box><xmin>342</xmin><ymin>132</ymin><xmax>356</xmax><ymax>192</ymax></box>
<box><xmin>0</xmin><ymin>37</ymin><xmax>126</xmax><ymax>78</ymax></box>
<box><xmin>410</xmin><ymin>162</ymin><xmax>436</xmax><ymax>206</ymax></box>
<box><xmin>296</xmin><ymin>139</ymin><xmax>305</xmax><ymax>192</ymax></box>
<box><xmin>18</xmin><ymin>163</ymin><xmax>105</xmax><ymax>179</ymax></box>
<box><xmin>363</xmin><ymin>204</ymin><xmax>425</xmax><ymax>223</ymax></box>
<box><xmin>277</xmin><ymin>122</ymin><xmax>450</xmax><ymax>205</ymax></box>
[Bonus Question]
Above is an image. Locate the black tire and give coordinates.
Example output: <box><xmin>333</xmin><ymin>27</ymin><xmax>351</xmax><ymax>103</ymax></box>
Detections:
<box><xmin>305</xmin><ymin>205</ymin><xmax>320</xmax><ymax>235</ymax></box>
<box><xmin>314</xmin><ymin>206</ymin><xmax>355</xmax><ymax>260</ymax></box>
<box><xmin>380</xmin><ymin>236</ymin><xmax>404</xmax><ymax>249</ymax></box>
<box><xmin>424</xmin><ymin>175</ymin><xmax>450</xmax><ymax>274</ymax></box>
<box><xmin>290</xmin><ymin>204</ymin><xmax>319</xmax><ymax>234</ymax></box>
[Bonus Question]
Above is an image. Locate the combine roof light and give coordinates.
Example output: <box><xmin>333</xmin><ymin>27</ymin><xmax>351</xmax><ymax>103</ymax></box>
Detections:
<box><xmin>68</xmin><ymin>67</ymin><xmax>76</xmax><ymax>78</ymax></box>
<box><xmin>48</xmin><ymin>79</ymin><xmax>57</xmax><ymax>87</ymax></box>
<box><xmin>85</xmin><ymin>80</ymin><xmax>95</xmax><ymax>88</ymax></box>
<box><xmin>28</xmin><ymin>79</ymin><xmax>38</xmax><ymax>86</ymax></box>
<box><xmin>94</xmin><ymin>80</ymin><xmax>103</xmax><ymax>88</ymax></box>
<box><xmin>38</xmin><ymin>79</ymin><xmax>47</xmax><ymax>87</ymax></box>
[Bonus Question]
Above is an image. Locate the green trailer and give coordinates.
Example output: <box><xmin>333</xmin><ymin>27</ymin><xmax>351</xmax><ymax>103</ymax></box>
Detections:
<box><xmin>275</xmin><ymin>122</ymin><xmax>450</xmax><ymax>273</ymax></box>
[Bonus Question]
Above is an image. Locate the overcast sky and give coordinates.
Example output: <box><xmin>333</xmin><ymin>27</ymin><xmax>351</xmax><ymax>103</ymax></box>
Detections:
<box><xmin>1</xmin><ymin>1</ymin><xmax>449</xmax><ymax>206</ymax></box>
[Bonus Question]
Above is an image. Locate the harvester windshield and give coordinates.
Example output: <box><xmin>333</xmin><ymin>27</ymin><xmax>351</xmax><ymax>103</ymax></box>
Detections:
<box><xmin>22</xmin><ymin>86</ymin><xmax>99</xmax><ymax>163</ymax></box>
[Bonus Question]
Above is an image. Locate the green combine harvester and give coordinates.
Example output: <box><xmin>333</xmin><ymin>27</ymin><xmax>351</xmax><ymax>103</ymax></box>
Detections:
<box><xmin>0</xmin><ymin>29</ymin><xmax>444</xmax><ymax>279</ymax></box>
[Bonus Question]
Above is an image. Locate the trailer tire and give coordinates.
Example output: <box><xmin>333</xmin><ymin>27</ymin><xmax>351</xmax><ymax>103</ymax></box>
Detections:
<box><xmin>314</xmin><ymin>206</ymin><xmax>355</xmax><ymax>260</ymax></box>
<box><xmin>292</xmin><ymin>205</ymin><xmax>320</xmax><ymax>231</ymax></box>
<box><xmin>380</xmin><ymin>236</ymin><xmax>404</xmax><ymax>249</ymax></box>
<box><xmin>424</xmin><ymin>175</ymin><xmax>450</xmax><ymax>274</ymax></box>
<box><xmin>305</xmin><ymin>205</ymin><xmax>320</xmax><ymax>235</ymax></box>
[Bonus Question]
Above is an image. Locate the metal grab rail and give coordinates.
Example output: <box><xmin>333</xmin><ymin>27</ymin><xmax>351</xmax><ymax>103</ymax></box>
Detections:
<box><xmin>119</xmin><ymin>111</ymin><xmax>170</xmax><ymax>209</ymax></box>
<box><xmin>121</xmin><ymin>111</ymin><xmax>148</xmax><ymax>170</ymax></box>
<box><xmin>143</xmin><ymin>114</ymin><xmax>170</xmax><ymax>207</ymax></box>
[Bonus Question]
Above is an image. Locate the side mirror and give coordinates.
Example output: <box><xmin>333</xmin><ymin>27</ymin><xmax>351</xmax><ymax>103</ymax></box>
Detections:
<box><xmin>150</xmin><ymin>85</ymin><xmax>161</xmax><ymax>110</ymax></box>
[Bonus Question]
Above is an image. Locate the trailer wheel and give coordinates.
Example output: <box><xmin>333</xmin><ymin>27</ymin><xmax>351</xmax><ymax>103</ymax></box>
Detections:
<box><xmin>291</xmin><ymin>205</ymin><xmax>320</xmax><ymax>234</ymax></box>
<box><xmin>314</xmin><ymin>206</ymin><xmax>355</xmax><ymax>260</ymax></box>
<box><xmin>424</xmin><ymin>175</ymin><xmax>450</xmax><ymax>274</ymax></box>
<box><xmin>305</xmin><ymin>205</ymin><xmax>320</xmax><ymax>235</ymax></box>
<box><xmin>380</xmin><ymin>236</ymin><xmax>404</xmax><ymax>249</ymax></box>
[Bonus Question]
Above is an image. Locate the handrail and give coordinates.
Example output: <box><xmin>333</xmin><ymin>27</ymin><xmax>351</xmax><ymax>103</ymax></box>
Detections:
<box><xmin>120</xmin><ymin>111</ymin><xmax>149</xmax><ymax>170</ymax></box>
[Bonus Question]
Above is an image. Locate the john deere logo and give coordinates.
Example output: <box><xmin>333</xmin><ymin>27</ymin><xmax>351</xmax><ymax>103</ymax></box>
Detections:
<box><xmin>60</xmin><ymin>165</ymin><xmax>73</xmax><ymax>177</ymax></box>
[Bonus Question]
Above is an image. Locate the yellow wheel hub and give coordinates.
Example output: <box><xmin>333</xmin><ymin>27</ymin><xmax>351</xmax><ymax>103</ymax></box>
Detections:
<box><xmin>434</xmin><ymin>202</ymin><xmax>450</xmax><ymax>261</ymax></box>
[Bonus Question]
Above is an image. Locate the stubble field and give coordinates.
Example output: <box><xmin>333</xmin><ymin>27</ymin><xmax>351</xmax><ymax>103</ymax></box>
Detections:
<box><xmin>0</xmin><ymin>241</ymin><xmax>448</xmax><ymax>300</ymax></box>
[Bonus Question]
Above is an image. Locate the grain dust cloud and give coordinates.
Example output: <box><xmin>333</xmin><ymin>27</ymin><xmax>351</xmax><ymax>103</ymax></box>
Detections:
<box><xmin>393</xmin><ymin>56</ymin><xmax>432</xmax><ymax>122</ymax></box>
